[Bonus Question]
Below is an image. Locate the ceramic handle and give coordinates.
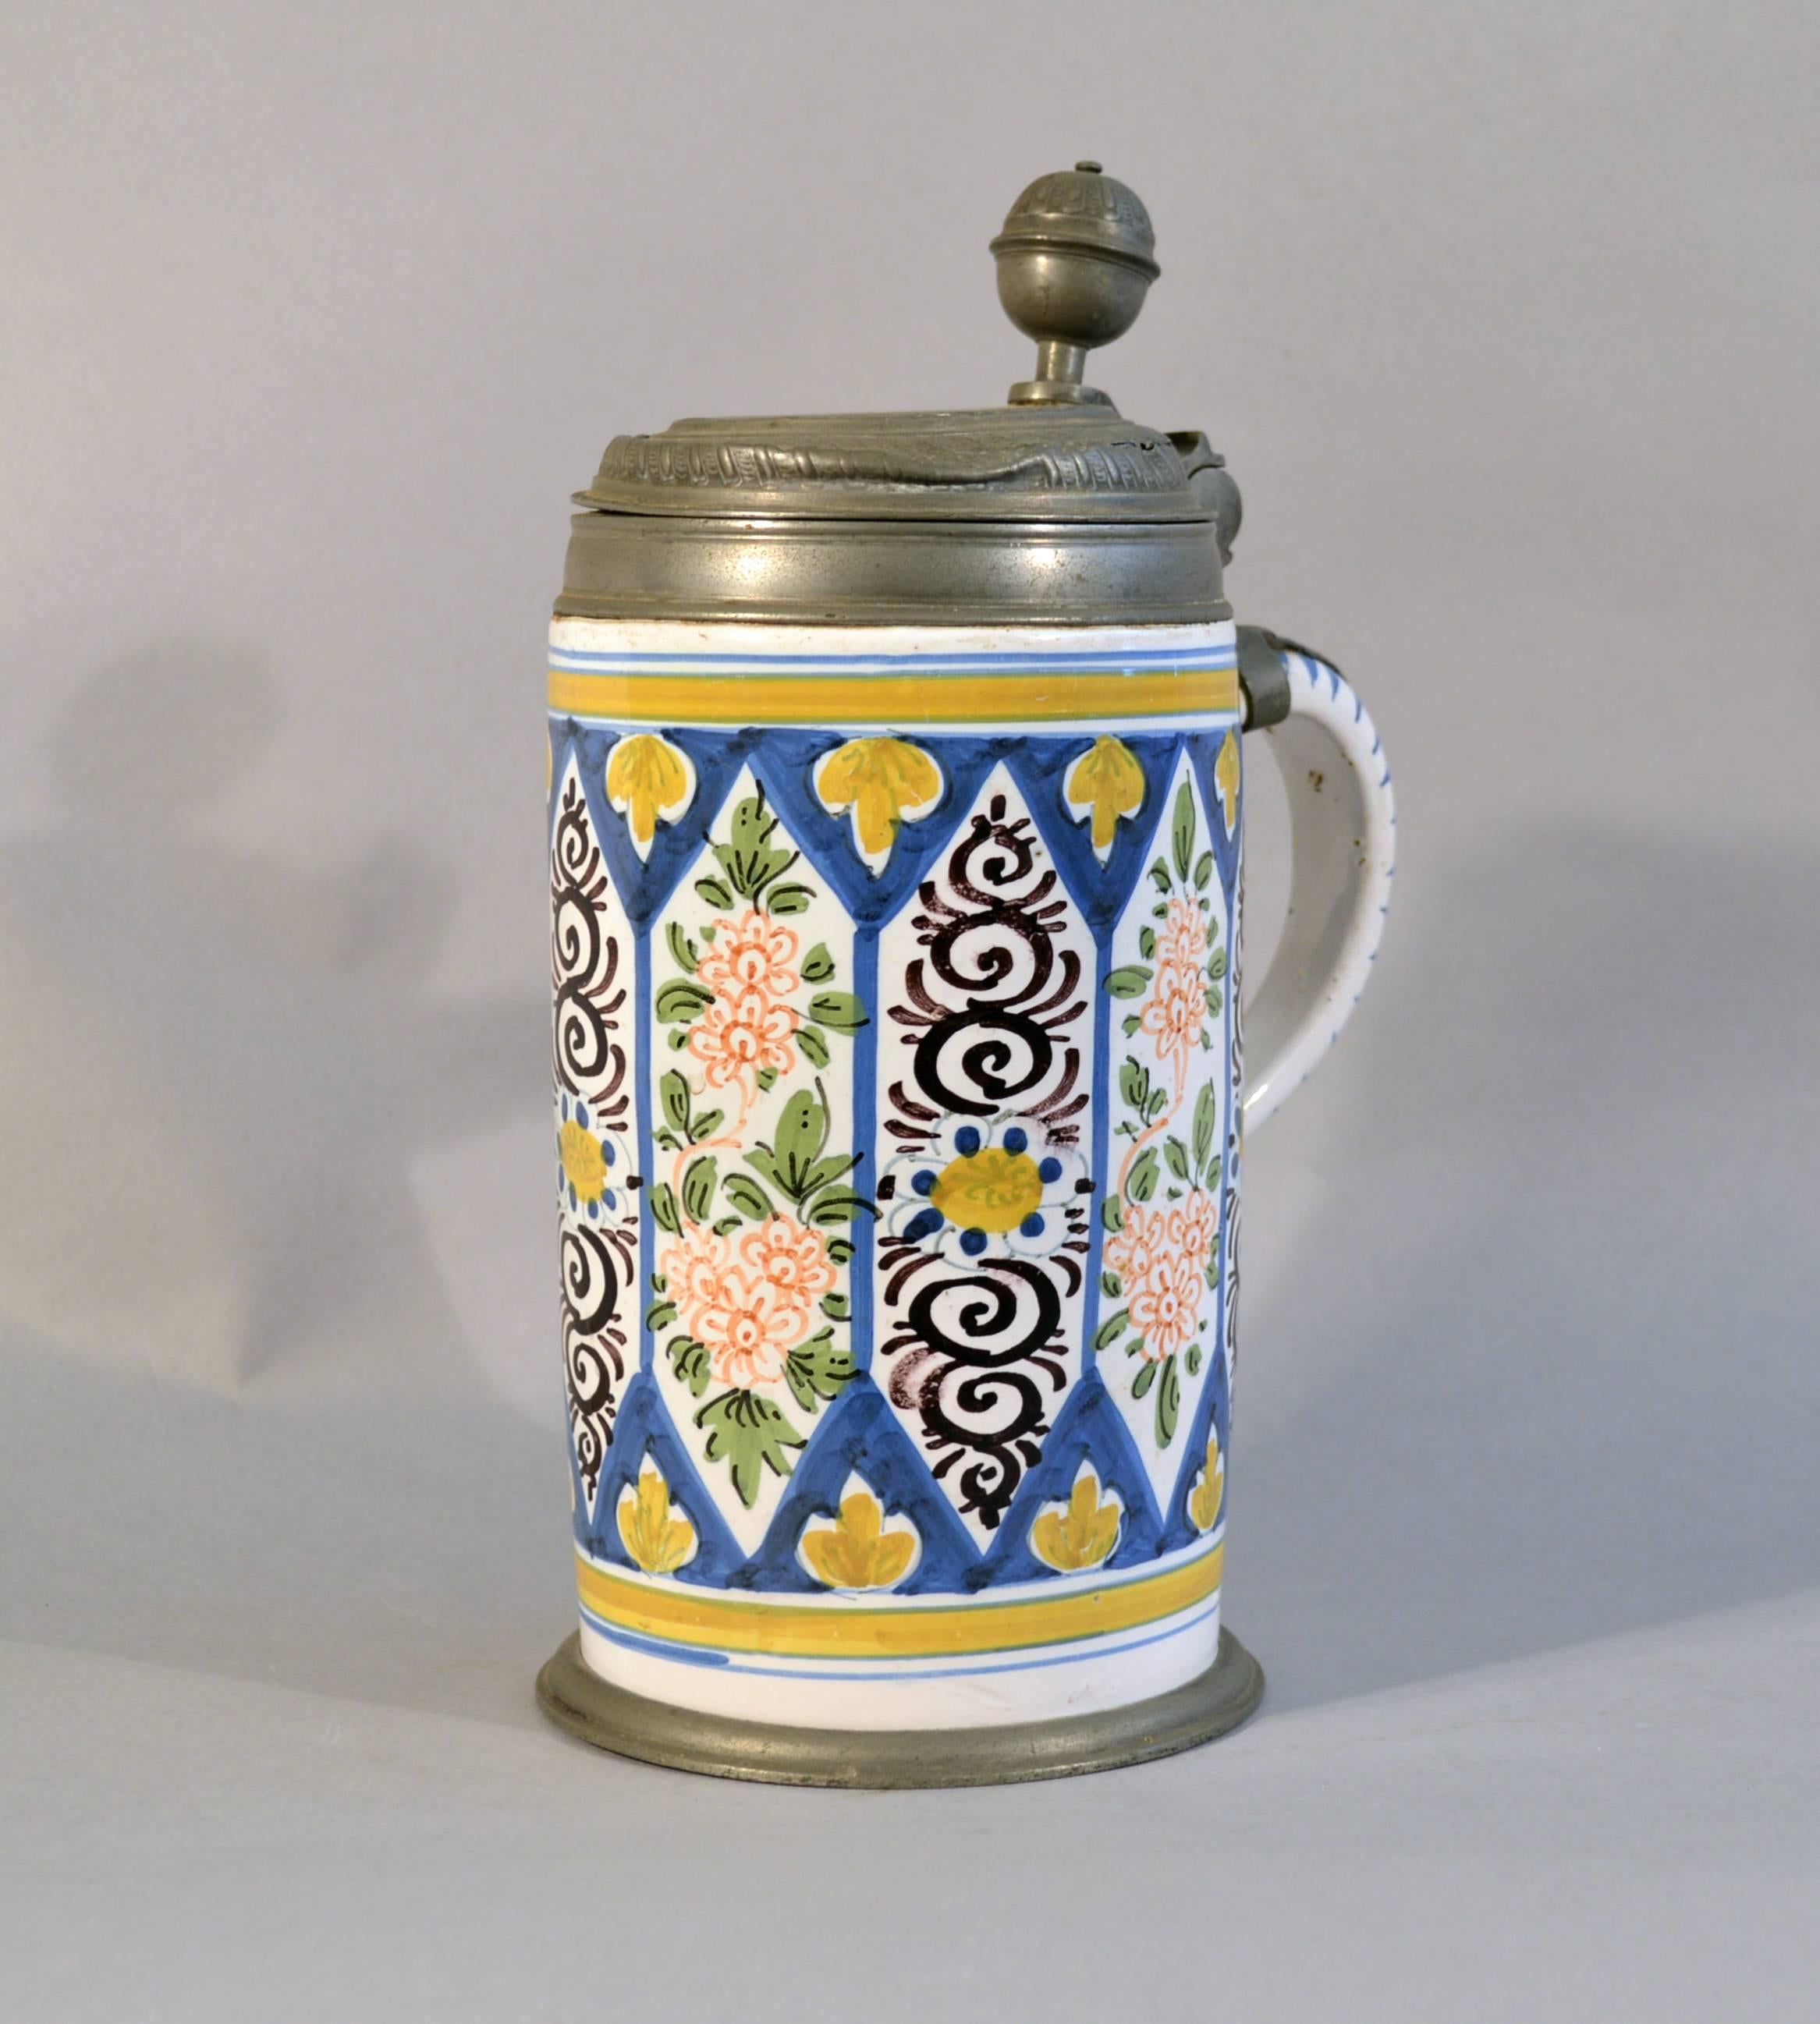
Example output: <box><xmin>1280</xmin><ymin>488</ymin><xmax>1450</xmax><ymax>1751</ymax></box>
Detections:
<box><xmin>1239</xmin><ymin>635</ymin><xmax>1396</xmax><ymax>1132</ymax></box>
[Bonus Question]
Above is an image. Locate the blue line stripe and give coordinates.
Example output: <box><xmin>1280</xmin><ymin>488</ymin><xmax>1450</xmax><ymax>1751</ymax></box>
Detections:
<box><xmin>548</xmin><ymin>646</ymin><xmax>1238</xmax><ymax>673</ymax></box>
<box><xmin>850</xmin><ymin>926</ymin><xmax>879</xmax><ymax>1372</ymax></box>
<box><xmin>578</xmin><ymin>1595</ymin><xmax>1219</xmax><ymax>1682</ymax></box>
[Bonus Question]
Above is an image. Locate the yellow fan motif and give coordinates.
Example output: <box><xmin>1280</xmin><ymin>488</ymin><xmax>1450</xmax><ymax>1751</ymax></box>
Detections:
<box><xmin>605</xmin><ymin>733</ymin><xmax>694</xmax><ymax>857</ymax></box>
<box><xmin>1064</xmin><ymin>736</ymin><xmax>1147</xmax><ymax>860</ymax></box>
<box><xmin>1030</xmin><ymin>1469</ymin><xmax>1122</xmax><ymax>1572</ymax></box>
<box><xmin>799</xmin><ymin>1486</ymin><xmax>919</xmax><ymax>1590</ymax></box>
<box><xmin>616</xmin><ymin>1462</ymin><xmax>697</xmax><ymax>1575</ymax></box>
<box><xmin>1214</xmin><ymin>728</ymin><xmax>1240</xmax><ymax>836</ymax></box>
<box><xmin>1188</xmin><ymin>1430</ymin><xmax>1225</xmax><ymax>1533</ymax></box>
<box><xmin>813</xmin><ymin>737</ymin><xmax>943</xmax><ymax>870</ymax></box>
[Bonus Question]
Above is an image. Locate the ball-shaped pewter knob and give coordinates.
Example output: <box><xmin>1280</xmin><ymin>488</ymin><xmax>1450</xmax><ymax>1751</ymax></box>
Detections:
<box><xmin>990</xmin><ymin>161</ymin><xmax>1161</xmax><ymax>406</ymax></box>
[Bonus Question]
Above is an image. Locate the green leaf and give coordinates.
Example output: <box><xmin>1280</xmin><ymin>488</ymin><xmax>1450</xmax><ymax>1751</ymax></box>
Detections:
<box><xmin>680</xmin><ymin>1155</ymin><xmax>717</xmax><ymax>1225</ymax></box>
<box><xmin>695</xmin><ymin>1390</ymin><xmax>804</xmax><ymax>1506</ymax></box>
<box><xmin>649</xmin><ymin>1182</ymin><xmax>681</xmax><ymax>1233</ymax></box>
<box><xmin>722</xmin><ymin>1172</ymin><xmax>775</xmax><ymax>1221</ymax></box>
<box><xmin>775</xmin><ymin>1086</ymin><xmax>829</xmax><ymax>1172</ymax></box>
<box><xmin>693</xmin><ymin>1107</ymin><xmax>725</xmax><ymax>1138</ymax></box>
<box><xmin>1094</xmin><ymin>1308</ymin><xmax>1130</xmax><ymax>1351</ymax></box>
<box><xmin>1132</xmin><ymin>1359</ymin><xmax>1158</xmax><ymax>1398</ymax></box>
<box><xmin>1186</xmin><ymin>1342</ymin><xmax>1204</xmax><ymax>1376</ymax></box>
<box><xmin>1208</xmin><ymin>946</ymin><xmax>1228</xmax><ymax>981</ymax></box>
<box><xmin>766</xmin><ymin>881</ymin><xmax>814</xmax><ymax>916</ymax></box>
<box><xmin>826</xmin><ymin>1236</ymin><xmax>854</xmax><ymax>1264</ymax></box>
<box><xmin>665</xmin><ymin>920</ymin><xmax>698</xmax><ymax>973</ymax></box>
<box><xmin>1193</xmin><ymin>1083</ymin><xmax>1218</xmax><ymax>1170</ymax></box>
<box><xmin>1129</xmin><ymin>1147</ymin><xmax>1160</xmax><ymax>1203</ymax></box>
<box><xmin>756</xmin><ymin>1065</ymin><xmax>779</xmax><ymax>1090</ymax></box>
<box><xmin>644</xmin><ymin>1298</ymin><xmax>678</xmax><ymax>1330</ymax></box>
<box><xmin>1148</xmin><ymin>857</ymin><xmax>1171</xmax><ymax>894</ymax></box>
<box><xmin>782</xmin><ymin>1330</ymin><xmax>855</xmax><ymax>1413</ymax></box>
<box><xmin>807</xmin><ymin>1189</ymin><xmax>874</xmax><ymax>1227</ymax></box>
<box><xmin>1171</xmin><ymin>780</ymin><xmax>1195</xmax><ymax>881</ymax></box>
<box><xmin>1105</xmin><ymin>965</ymin><xmax>1151</xmax><ymax>999</ymax></box>
<box><xmin>820</xmin><ymin>1292</ymin><xmax>850</xmax><ymax>1320</ymax></box>
<box><xmin>1122</xmin><ymin>1012</ymin><xmax>1142</xmax><ymax>1037</ymax></box>
<box><xmin>1194</xmin><ymin>849</ymin><xmax>1214</xmax><ymax>891</ymax></box>
<box><xmin>808</xmin><ymin>991</ymin><xmax>867</xmax><ymax>1032</ymax></box>
<box><xmin>1101</xmin><ymin>1271</ymin><xmax>1122</xmax><ymax>1297</ymax></box>
<box><xmin>694</xmin><ymin>875</ymin><xmax>734</xmax><ymax>909</ymax></box>
<box><xmin>655</xmin><ymin>978</ymin><xmax>713</xmax><ymax>1023</ymax></box>
<box><xmin>796</xmin><ymin>1025</ymin><xmax>831</xmax><ymax>1069</ymax></box>
<box><xmin>1155</xmin><ymin>1355</ymin><xmax>1180</xmax><ymax>1446</ymax></box>
<box><xmin>660</xmin><ymin>1069</ymin><xmax>692</xmax><ymax>1134</ymax></box>
<box><xmin>1164</xmin><ymin>1136</ymin><xmax>1190</xmax><ymax>1181</ymax></box>
<box><xmin>1102</xmin><ymin>1194</ymin><xmax>1124</xmax><ymax>1232</ymax></box>
<box><xmin>1119</xmin><ymin>1058</ymin><xmax>1151</xmax><ymax>1110</ymax></box>
<box><xmin>1138</xmin><ymin>925</ymin><xmax>1156</xmax><ymax>959</ymax></box>
<box><xmin>803</xmin><ymin>941</ymin><xmax>837</xmax><ymax>983</ymax></box>
<box><xmin>667</xmin><ymin>1337</ymin><xmax>711</xmax><ymax>1398</ymax></box>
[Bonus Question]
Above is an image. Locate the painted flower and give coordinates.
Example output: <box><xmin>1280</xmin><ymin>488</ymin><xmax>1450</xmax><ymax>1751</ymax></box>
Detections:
<box><xmin>555</xmin><ymin>1089</ymin><xmax>624</xmax><ymax>1220</ymax></box>
<box><xmin>1171</xmin><ymin>1186</ymin><xmax>1221</xmax><ymax>1271</ymax></box>
<box><xmin>1064</xmin><ymin>735</ymin><xmax>1147</xmax><ymax>859</ymax></box>
<box><xmin>605</xmin><ymin>733</ymin><xmax>694</xmax><ymax>858</ymax></box>
<box><xmin>799</xmin><ymin>1479</ymin><xmax>919</xmax><ymax>1590</ymax></box>
<box><xmin>813</xmin><ymin>736</ymin><xmax>943</xmax><ymax>872</ymax></box>
<box><xmin>1215</xmin><ymin>727</ymin><xmax>1240</xmax><ymax>835</ymax></box>
<box><xmin>686</xmin><ymin>984</ymin><xmax>800</xmax><ymax>1095</ymax></box>
<box><xmin>737</xmin><ymin>1214</ymin><xmax>836</xmax><ymax>1304</ymax></box>
<box><xmin>658</xmin><ymin>1219</ymin><xmax>811</xmax><ymax>1391</ymax></box>
<box><xmin>882</xmin><ymin>1115</ymin><xmax>1086</xmax><ymax>1264</ymax></box>
<box><xmin>1031</xmin><ymin>1467</ymin><xmax>1123</xmax><ymax>1572</ymax></box>
<box><xmin>1103</xmin><ymin>1198</ymin><xmax>1164</xmax><ymax>1291</ymax></box>
<box><xmin>696</xmin><ymin>909</ymin><xmax>801</xmax><ymax>1003</ymax></box>
<box><xmin>1124</xmin><ymin>1242</ymin><xmax>1208</xmax><ymax>1365</ymax></box>
<box><xmin>1187</xmin><ymin>1430</ymin><xmax>1225</xmax><ymax>1534</ymax></box>
<box><xmin>1155</xmin><ymin>893</ymin><xmax>1210</xmax><ymax>972</ymax></box>
<box><xmin>1139</xmin><ymin>956</ymin><xmax>1209</xmax><ymax>1067</ymax></box>
<box><xmin>617</xmin><ymin>1460</ymin><xmax>698</xmax><ymax>1574</ymax></box>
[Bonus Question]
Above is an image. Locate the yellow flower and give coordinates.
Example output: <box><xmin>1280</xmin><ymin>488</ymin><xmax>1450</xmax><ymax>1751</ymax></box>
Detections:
<box><xmin>1031</xmin><ymin>1470</ymin><xmax>1122</xmax><ymax>1572</ymax></box>
<box><xmin>605</xmin><ymin>734</ymin><xmax>694</xmax><ymax>858</ymax></box>
<box><xmin>931</xmin><ymin>1145</ymin><xmax>1045</xmax><ymax>1233</ymax></box>
<box><xmin>814</xmin><ymin>737</ymin><xmax>942</xmax><ymax>870</ymax></box>
<box><xmin>558</xmin><ymin>1118</ymin><xmax>607</xmax><ymax>1203</ymax></box>
<box><xmin>1215</xmin><ymin>728</ymin><xmax>1240</xmax><ymax>836</ymax></box>
<box><xmin>1065</xmin><ymin>736</ymin><xmax>1146</xmax><ymax>860</ymax></box>
<box><xmin>800</xmin><ymin>1487</ymin><xmax>918</xmax><ymax>1590</ymax></box>
<box><xmin>1188</xmin><ymin>1430</ymin><xmax>1225</xmax><ymax>1533</ymax></box>
<box><xmin>616</xmin><ymin>1462</ymin><xmax>697</xmax><ymax>1574</ymax></box>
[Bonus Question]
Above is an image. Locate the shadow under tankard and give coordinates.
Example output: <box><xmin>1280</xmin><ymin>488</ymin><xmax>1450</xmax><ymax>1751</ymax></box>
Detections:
<box><xmin>1236</xmin><ymin>816</ymin><xmax>1820</xmax><ymax>1714</ymax></box>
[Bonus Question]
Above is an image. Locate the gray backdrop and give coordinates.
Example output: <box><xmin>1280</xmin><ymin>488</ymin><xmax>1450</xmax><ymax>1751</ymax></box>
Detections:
<box><xmin>3</xmin><ymin>2</ymin><xmax>1816</xmax><ymax>2019</ymax></box>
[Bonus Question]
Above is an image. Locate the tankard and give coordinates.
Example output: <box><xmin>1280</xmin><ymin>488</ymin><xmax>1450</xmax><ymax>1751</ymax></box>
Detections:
<box><xmin>538</xmin><ymin>165</ymin><xmax>1395</xmax><ymax>1784</ymax></box>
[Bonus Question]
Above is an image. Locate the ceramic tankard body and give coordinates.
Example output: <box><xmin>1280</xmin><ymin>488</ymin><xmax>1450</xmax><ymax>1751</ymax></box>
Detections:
<box><xmin>537</xmin><ymin>167</ymin><xmax>1395</xmax><ymax>1784</ymax></box>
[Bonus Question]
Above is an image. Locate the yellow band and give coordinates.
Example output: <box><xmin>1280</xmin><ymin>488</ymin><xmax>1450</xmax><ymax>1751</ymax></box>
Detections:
<box><xmin>574</xmin><ymin>1542</ymin><xmax>1222</xmax><ymax>1660</ymax></box>
<box><xmin>548</xmin><ymin>665</ymin><xmax>1240</xmax><ymax>726</ymax></box>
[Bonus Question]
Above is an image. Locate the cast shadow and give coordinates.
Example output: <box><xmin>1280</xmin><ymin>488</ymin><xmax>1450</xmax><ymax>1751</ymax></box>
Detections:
<box><xmin>1233</xmin><ymin>815</ymin><xmax>1820</xmax><ymax>1713</ymax></box>
<box><xmin>0</xmin><ymin>637</ymin><xmax>546</xmax><ymax>1395</ymax></box>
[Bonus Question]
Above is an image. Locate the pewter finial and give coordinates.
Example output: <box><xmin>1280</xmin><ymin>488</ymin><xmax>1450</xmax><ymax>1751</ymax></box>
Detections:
<box><xmin>990</xmin><ymin>164</ymin><xmax>1160</xmax><ymax>407</ymax></box>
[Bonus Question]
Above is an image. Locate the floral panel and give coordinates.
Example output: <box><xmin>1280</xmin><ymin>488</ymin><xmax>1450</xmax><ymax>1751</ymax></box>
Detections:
<box><xmin>646</xmin><ymin>771</ymin><xmax>869</xmax><ymax>1551</ymax></box>
<box><xmin>1098</xmin><ymin>753</ymin><xmax>1233</xmax><ymax>1506</ymax></box>
<box><xmin>552</xmin><ymin>756</ymin><xmax>640</xmax><ymax>1505</ymax></box>
<box><xmin>875</xmin><ymin>764</ymin><xmax>1096</xmax><ymax>1543</ymax></box>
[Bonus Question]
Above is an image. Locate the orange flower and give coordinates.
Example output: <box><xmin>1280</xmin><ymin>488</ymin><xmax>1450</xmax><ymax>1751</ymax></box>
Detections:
<box><xmin>695</xmin><ymin>1275</ymin><xmax>809</xmax><ymax>1389</ymax></box>
<box><xmin>1155</xmin><ymin>893</ymin><xmax>1210</xmax><ymax>971</ymax></box>
<box><xmin>687</xmin><ymin>985</ymin><xmax>800</xmax><ymax>1094</ymax></box>
<box><xmin>696</xmin><ymin>909</ymin><xmax>801</xmax><ymax>1003</ymax></box>
<box><xmin>1104</xmin><ymin>1200</ymin><xmax>1164</xmax><ymax>1289</ymax></box>
<box><xmin>658</xmin><ymin>1221</ymin><xmax>734</xmax><ymax>1318</ymax></box>
<box><xmin>1175</xmin><ymin>1187</ymin><xmax>1220</xmax><ymax>1271</ymax></box>
<box><xmin>1125</xmin><ymin>1245</ymin><xmax>1206</xmax><ymax>1364</ymax></box>
<box><xmin>1139</xmin><ymin>957</ymin><xmax>1209</xmax><ymax>1068</ymax></box>
<box><xmin>738</xmin><ymin>1215</ymin><xmax>835</xmax><ymax>1303</ymax></box>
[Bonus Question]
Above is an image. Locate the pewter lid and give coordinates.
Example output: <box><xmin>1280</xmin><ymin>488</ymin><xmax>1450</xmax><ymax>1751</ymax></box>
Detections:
<box><xmin>559</xmin><ymin>165</ymin><xmax>1240</xmax><ymax>623</ymax></box>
